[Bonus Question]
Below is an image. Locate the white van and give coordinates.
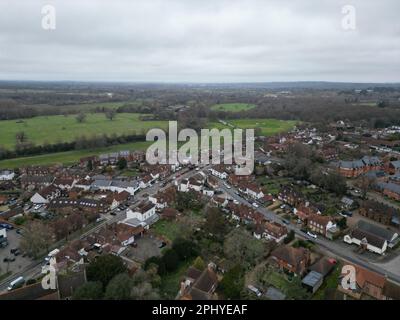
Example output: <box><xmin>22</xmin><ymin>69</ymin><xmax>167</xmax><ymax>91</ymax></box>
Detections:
<box><xmin>7</xmin><ymin>276</ymin><xmax>25</xmax><ymax>291</ymax></box>
<box><xmin>45</xmin><ymin>248</ymin><xmax>60</xmax><ymax>262</ymax></box>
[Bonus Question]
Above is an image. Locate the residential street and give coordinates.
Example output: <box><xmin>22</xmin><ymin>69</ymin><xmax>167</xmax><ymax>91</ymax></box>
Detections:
<box><xmin>216</xmin><ymin>178</ymin><xmax>400</xmax><ymax>284</ymax></box>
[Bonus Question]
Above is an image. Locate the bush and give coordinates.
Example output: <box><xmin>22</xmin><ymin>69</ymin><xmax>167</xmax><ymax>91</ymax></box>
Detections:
<box><xmin>162</xmin><ymin>249</ymin><xmax>180</xmax><ymax>272</ymax></box>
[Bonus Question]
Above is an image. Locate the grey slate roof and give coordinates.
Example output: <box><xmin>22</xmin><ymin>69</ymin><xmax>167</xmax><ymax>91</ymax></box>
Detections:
<box><xmin>357</xmin><ymin>220</ymin><xmax>397</xmax><ymax>243</ymax></box>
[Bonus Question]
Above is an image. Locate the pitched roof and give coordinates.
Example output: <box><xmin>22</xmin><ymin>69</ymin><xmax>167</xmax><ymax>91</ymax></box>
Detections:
<box><xmin>309</xmin><ymin>258</ymin><xmax>336</xmax><ymax>276</ymax></box>
<box><xmin>271</xmin><ymin>245</ymin><xmax>309</xmax><ymax>271</ymax></box>
<box><xmin>357</xmin><ymin>220</ymin><xmax>396</xmax><ymax>242</ymax></box>
<box><xmin>352</xmin><ymin>264</ymin><xmax>386</xmax><ymax>289</ymax></box>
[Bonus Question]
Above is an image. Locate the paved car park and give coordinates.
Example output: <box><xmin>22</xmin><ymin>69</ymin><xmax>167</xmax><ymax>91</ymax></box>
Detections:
<box><xmin>0</xmin><ymin>229</ymin><xmax>32</xmax><ymax>275</ymax></box>
<box><xmin>122</xmin><ymin>236</ymin><xmax>162</xmax><ymax>263</ymax></box>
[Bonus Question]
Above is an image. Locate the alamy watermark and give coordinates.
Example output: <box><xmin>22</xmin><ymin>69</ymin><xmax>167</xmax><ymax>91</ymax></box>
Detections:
<box><xmin>146</xmin><ymin>121</ymin><xmax>254</xmax><ymax>175</ymax></box>
<box><xmin>41</xmin><ymin>257</ymin><xmax>57</xmax><ymax>290</ymax></box>
<box><xmin>41</xmin><ymin>4</ymin><xmax>56</xmax><ymax>30</ymax></box>
<box><xmin>341</xmin><ymin>264</ymin><xmax>356</xmax><ymax>290</ymax></box>
<box><xmin>341</xmin><ymin>5</ymin><xmax>356</xmax><ymax>31</ymax></box>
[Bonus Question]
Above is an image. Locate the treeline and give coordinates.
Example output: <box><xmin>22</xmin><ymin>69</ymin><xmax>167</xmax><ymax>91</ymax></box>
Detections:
<box><xmin>214</xmin><ymin>96</ymin><xmax>400</xmax><ymax>128</ymax></box>
<box><xmin>0</xmin><ymin>133</ymin><xmax>146</xmax><ymax>161</ymax></box>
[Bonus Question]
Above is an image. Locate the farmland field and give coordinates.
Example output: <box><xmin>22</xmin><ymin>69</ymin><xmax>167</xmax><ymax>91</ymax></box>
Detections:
<box><xmin>0</xmin><ymin>141</ymin><xmax>152</xmax><ymax>168</ymax></box>
<box><xmin>208</xmin><ymin>118</ymin><xmax>297</xmax><ymax>136</ymax></box>
<box><xmin>0</xmin><ymin>113</ymin><xmax>167</xmax><ymax>149</ymax></box>
<box><xmin>210</xmin><ymin>103</ymin><xmax>256</xmax><ymax>112</ymax></box>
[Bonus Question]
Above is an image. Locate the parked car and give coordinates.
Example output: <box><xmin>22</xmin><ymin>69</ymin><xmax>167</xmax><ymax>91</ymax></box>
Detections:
<box><xmin>158</xmin><ymin>241</ymin><xmax>167</xmax><ymax>249</ymax></box>
<box><xmin>233</xmin><ymin>199</ymin><xmax>239</xmax><ymax>204</ymax></box>
<box><xmin>282</xmin><ymin>219</ymin><xmax>290</xmax><ymax>225</ymax></box>
<box><xmin>340</xmin><ymin>211</ymin><xmax>353</xmax><ymax>217</ymax></box>
<box><xmin>307</xmin><ymin>231</ymin><xmax>318</xmax><ymax>239</ymax></box>
<box><xmin>0</xmin><ymin>223</ymin><xmax>13</xmax><ymax>230</ymax></box>
<box><xmin>3</xmin><ymin>256</ymin><xmax>16</xmax><ymax>263</ymax></box>
<box><xmin>247</xmin><ymin>285</ymin><xmax>262</xmax><ymax>297</ymax></box>
<box><xmin>10</xmin><ymin>248</ymin><xmax>19</xmax><ymax>254</ymax></box>
<box><xmin>223</xmin><ymin>182</ymin><xmax>231</xmax><ymax>189</ymax></box>
<box><xmin>252</xmin><ymin>202</ymin><xmax>259</xmax><ymax>208</ymax></box>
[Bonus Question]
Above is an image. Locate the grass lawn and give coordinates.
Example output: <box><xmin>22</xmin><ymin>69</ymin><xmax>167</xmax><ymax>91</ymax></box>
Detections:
<box><xmin>0</xmin><ymin>113</ymin><xmax>167</xmax><ymax>150</ymax></box>
<box><xmin>151</xmin><ymin>219</ymin><xmax>182</xmax><ymax>242</ymax></box>
<box><xmin>159</xmin><ymin>259</ymin><xmax>194</xmax><ymax>299</ymax></box>
<box><xmin>210</xmin><ymin>103</ymin><xmax>256</xmax><ymax>113</ymax></box>
<box><xmin>0</xmin><ymin>141</ymin><xmax>151</xmax><ymax>169</ymax></box>
<box><xmin>208</xmin><ymin>118</ymin><xmax>297</xmax><ymax>136</ymax></box>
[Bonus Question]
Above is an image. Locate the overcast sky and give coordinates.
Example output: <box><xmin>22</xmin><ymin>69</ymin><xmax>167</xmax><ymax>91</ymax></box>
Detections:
<box><xmin>0</xmin><ymin>0</ymin><xmax>399</xmax><ymax>83</ymax></box>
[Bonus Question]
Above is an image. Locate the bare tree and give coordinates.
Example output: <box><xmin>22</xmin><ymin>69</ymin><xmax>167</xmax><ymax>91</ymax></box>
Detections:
<box><xmin>20</xmin><ymin>221</ymin><xmax>53</xmax><ymax>258</ymax></box>
<box><xmin>105</xmin><ymin>109</ymin><xmax>117</xmax><ymax>121</ymax></box>
<box><xmin>76</xmin><ymin>112</ymin><xmax>87</xmax><ymax>123</ymax></box>
<box><xmin>15</xmin><ymin>131</ymin><xmax>28</xmax><ymax>144</ymax></box>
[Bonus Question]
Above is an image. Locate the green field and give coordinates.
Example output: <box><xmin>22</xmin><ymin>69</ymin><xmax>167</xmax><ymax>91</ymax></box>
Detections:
<box><xmin>0</xmin><ymin>141</ymin><xmax>152</xmax><ymax>169</ymax></box>
<box><xmin>0</xmin><ymin>113</ymin><xmax>167</xmax><ymax>149</ymax></box>
<box><xmin>210</xmin><ymin>103</ymin><xmax>256</xmax><ymax>112</ymax></box>
<box><xmin>208</xmin><ymin>118</ymin><xmax>297</xmax><ymax>136</ymax></box>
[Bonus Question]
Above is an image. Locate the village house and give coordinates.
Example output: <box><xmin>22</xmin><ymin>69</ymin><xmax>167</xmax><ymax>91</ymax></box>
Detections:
<box><xmin>262</xmin><ymin>221</ymin><xmax>288</xmax><ymax>243</ymax></box>
<box><xmin>104</xmin><ymin>191</ymin><xmax>130</xmax><ymax>210</ymax></box>
<box><xmin>359</xmin><ymin>200</ymin><xmax>399</xmax><ymax>226</ymax></box>
<box><xmin>91</xmin><ymin>177</ymin><xmax>140</xmax><ymax>195</ymax></box>
<box><xmin>123</xmin><ymin>201</ymin><xmax>158</xmax><ymax>229</ymax></box>
<box><xmin>278</xmin><ymin>186</ymin><xmax>304</xmax><ymax>207</ymax></box>
<box><xmin>53</xmin><ymin>177</ymin><xmax>76</xmax><ymax>190</ymax></box>
<box><xmin>344</xmin><ymin>220</ymin><xmax>399</xmax><ymax>255</ymax></box>
<box><xmin>21</xmin><ymin>174</ymin><xmax>54</xmax><ymax>189</ymax></box>
<box><xmin>307</xmin><ymin>213</ymin><xmax>337</xmax><ymax>238</ymax></box>
<box><xmin>377</xmin><ymin>182</ymin><xmax>400</xmax><ymax>201</ymax></box>
<box><xmin>242</xmin><ymin>182</ymin><xmax>264</xmax><ymax>200</ymax></box>
<box><xmin>178</xmin><ymin>263</ymin><xmax>218</xmax><ymax>300</ymax></box>
<box><xmin>148</xmin><ymin>186</ymin><xmax>177</xmax><ymax>210</ymax></box>
<box><xmin>227</xmin><ymin>173</ymin><xmax>254</xmax><ymax>187</ymax></box>
<box><xmin>0</xmin><ymin>170</ymin><xmax>15</xmax><ymax>181</ymax></box>
<box><xmin>270</xmin><ymin>245</ymin><xmax>310</xmax><ymax>276</ymax></box>
<box><xmin>30</xmin><ymin>185</ymin><xmax>61</xmax><ymax>204</ymax></box>
<box><xmin>386</xmin><ymin>160</ymin><xmax>400</xmax><ymax>175</ymax></box>
<box><xmin>338</xmin><ymin>156</ymin><xmax>382</xmax><ymax>178</ymax></box>
<box><xmin>338</xmin><ymin>264</ymin><xmax>387</xmax><ymax>300</ymax></box>
<box><xmin>49</xmin><ymin>197</ymin><xmax>107</xmax><ymax>214</ymax></box>
<box><xmin>210</xmin><ymin>165</ymin><xmax>228</xmax><ymax>180</ymax></box>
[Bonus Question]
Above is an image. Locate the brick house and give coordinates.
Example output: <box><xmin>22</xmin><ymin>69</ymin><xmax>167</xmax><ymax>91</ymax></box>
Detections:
<box><xmin>270</xmin><ymin>245</ymin><xmax>310</xmax><ymax>276</ymax></box>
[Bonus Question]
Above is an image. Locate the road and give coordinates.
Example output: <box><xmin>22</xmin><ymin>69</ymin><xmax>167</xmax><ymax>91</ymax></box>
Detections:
<box><xmin>0</xmin><ymin>165</ymin><xmax>204</xmax><ymax>293</ymax></box>
<box><xmin>2</xmin><ymin>164</ymin><xmax>399</xmax><ymax>292</ymax></box>
<box><xmin>217</xmin><ymin>178</ymin><xmax>400</xmax><ymax>284</ymax></box>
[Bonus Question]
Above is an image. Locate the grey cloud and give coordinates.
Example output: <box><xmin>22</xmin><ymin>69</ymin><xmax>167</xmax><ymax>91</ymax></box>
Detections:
<box><xmin>0</xmin><ymin>0</ymin><xmax>399</xmax><ymax>82</ymax></box>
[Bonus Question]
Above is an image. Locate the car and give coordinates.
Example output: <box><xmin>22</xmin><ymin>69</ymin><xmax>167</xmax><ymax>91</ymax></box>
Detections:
<box><xmin>233</xmin><ymin>199</ymin><xmax>239</xmax><ymax>204</ymax></box>
<box><xmin>158</xmin><ymin>241</ymin><xmax>167</xmax><ymax>249</ymax></box>
<box><xmin>223</xmin><ymin>182</ymin><xmax>231</xmax><ymax>189</ymax></box>
<box><xmin>13</xmin><ymin>249</ymin><xmax>21</xmax><ymax>256</ymax></box>
<box><xmin>130</xmin><ymin>242</ymin><xmax>138</xmax><ymax>248</ymax></box>
<box><xmin>3</xmin><ymin>256</ymin><xmax>16</xmax><ymax>263</ymax></box>
<box><xmin>0</xmin><ymin>223</ymin><xmax>13</xmax><ymax>230</ymax></box>
<box><xmin>16</xmin><ymin>229</ymin><xmax>23</xmax><ymax>235</ymax></box>
<box><xmin>307</xmin><ymin>231</ymin><xmax>318</xmax><ymax>239</ymax></box>
<box><xmin>110</xmin><ymin>211</ymin><xmax>117</xmax><ymax>216</ymax></box>
<box><xmin>247</xmin><ymin>285</ymin><xmax>262</xmax><ymax>297</ymax></box>
<box><xmin>10</xmin><ymin>248</ymin><xmax>19</xmax><ymax>254</ymax></box>
<box><xmin>340</xmin><ymin>211</ymin><xmax>353</xmax><ymax>217</ymax></box>
<box><xmin>252</xmin><ymin>202</ymin><xmax>259</xmax><ymax>208</ymax></box>
<box><xmin>282</xmin><ymin>219</ymin><xmax>290</xmax><ymax>225</ymax></box>
<box><xmin>195</xmin><ymin>167</ymin><xmax>200</xmax><ymax>171</ymax></box>
<box><xmin>96</xmin><ymin>217</ymin><xmax>106</xmax><ymax>223</ymax></box>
